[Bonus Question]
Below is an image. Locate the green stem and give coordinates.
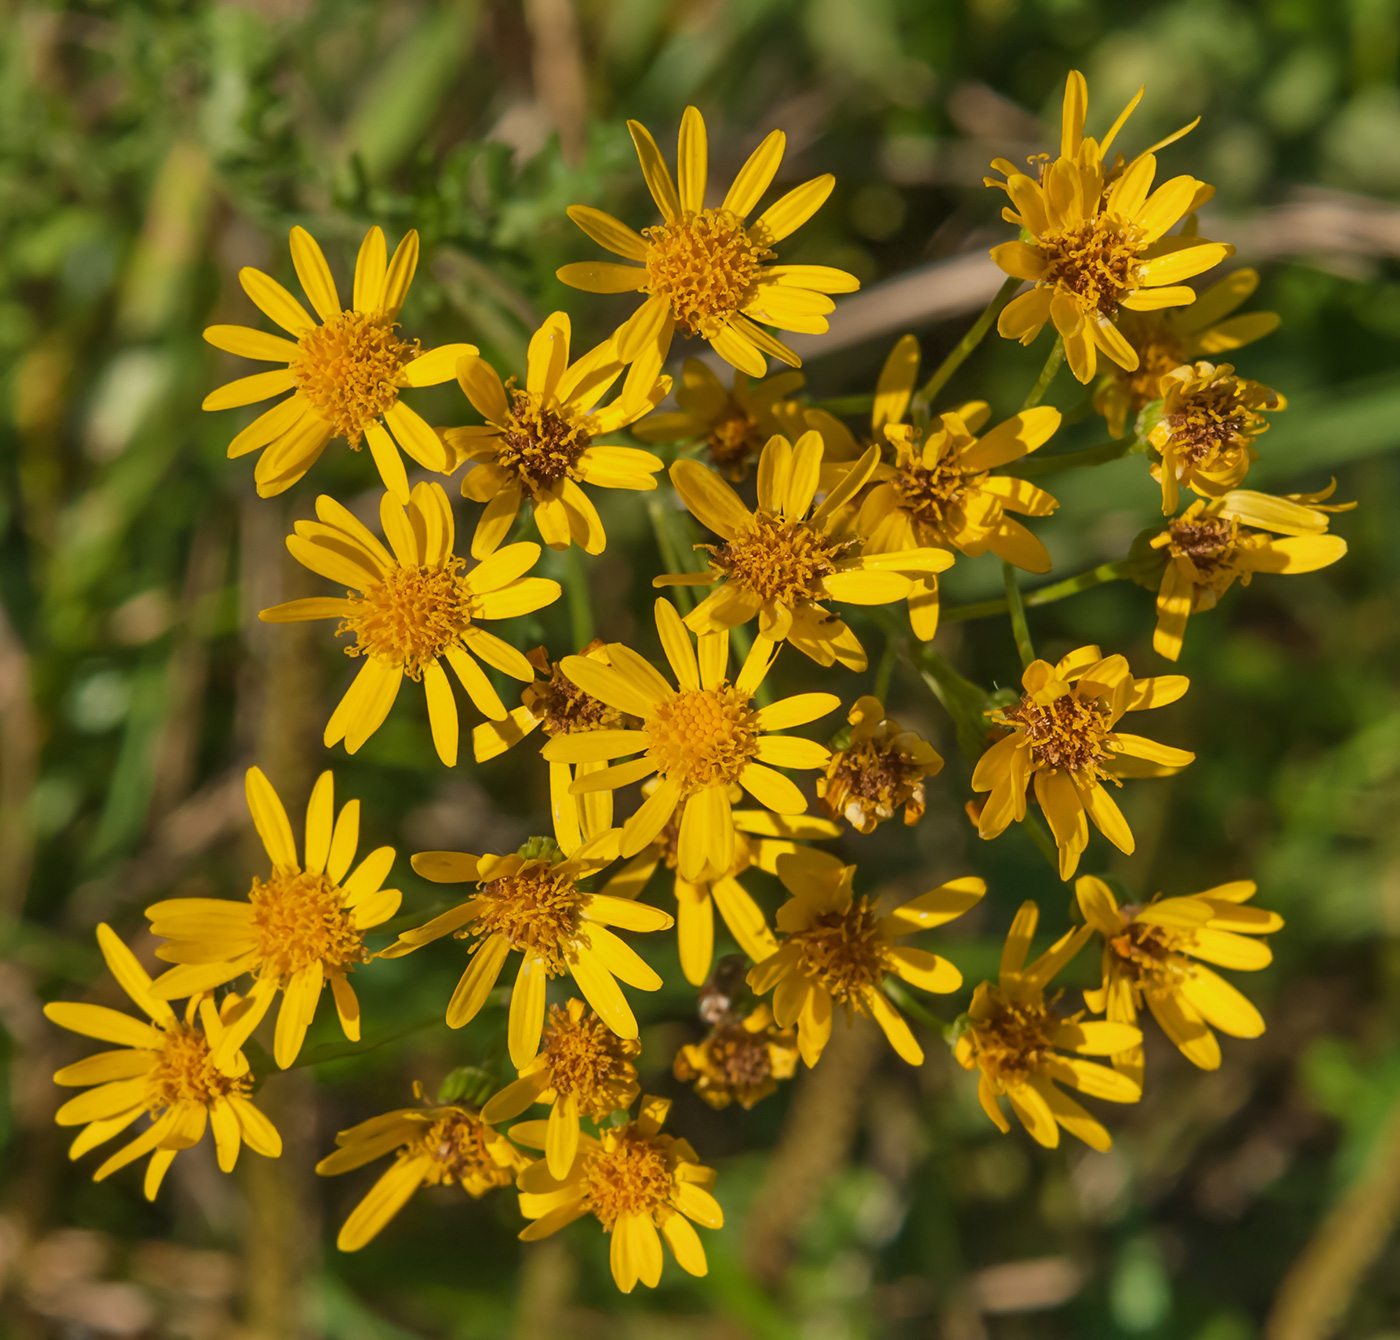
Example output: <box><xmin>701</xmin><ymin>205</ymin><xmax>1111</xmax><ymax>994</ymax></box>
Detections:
<box><xmin>563</xmin><ymin>546</ymin><xmax>594</xmax><ymax>649</ymax></box>
<box><xmin>1020</xmin><ymin>813</ymin><xmax>1060</xmax><ymax>873</ymax></box>
<box><xmin>872</xmin><ymin>631</ymin><xmax>897</xmax><ymax>703</ymax></box>
<box><xmin>648</xmin><ymin>493</ymin><xmax>697</xmax><ymax>615</ymax></box>
<box><xmin>942</xmin><ymin>560</ymin><xmax>1136</xmax><ymax>624</ymax></box>
<box><xmin>883</xmin><ymin>979</ymin><xmax>952</xmax><ymax>1038</ymax></box>
<box><xmin>1003</xmin><ymin>561</ymin><xmax>1035</xmax><ymax>668</ymax></box>
<box><xmin>915</xmin><ymin>274</ymin><xmax>1022</xmax><ymax>410</ymax></box>
<box><xmin>1015</xmin><ymin>437</ymin><xmax>1134</xmax><ymax>478</ymax></box>
<box><xmin>914</xmin><ymin>645</ymin><xmax>993</xmax><ymax>765</ymax></box>
<box><xmin>1020</xmin><ymin>336</ymin><xmax>1065</xmax><ymax>411</ymax></box>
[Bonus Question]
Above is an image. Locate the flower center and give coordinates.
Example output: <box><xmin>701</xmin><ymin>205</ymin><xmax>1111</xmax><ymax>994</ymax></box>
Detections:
<box><xmin>1109</xmin><ymin>919</ymin><xmax>1191</xmax><ymax>990</ymax></box>
<box><xmin>707</xmin><ymin>512</ymin><xmax>851</xmax><ymax>607</ymax></box>
<box><xmin>582</xmin><ymin>1132</ymin><xmax>673</xmax><ymax>1230</ymax></box>
<box><xmin>149</xmin><ymin>1026</ymin><xmax>248</xmax><ymax>1113</ymax></box>
<box><xmin>291</xmin><ymin>310</ymin><xmax>417</xmax><ymax>445</ymax></box>
<box><xmin>1167</xmin><ymin>517</ymin><xmax>1238</xmax><ymax>573</ymax></box>
<box><xmin>890</xmin><ymin>442</ymin><xmax>978</xmax><ymax>530</ymax></box>
<box><xmin>643</xmin><ymin>209</ymin><xmax>771</xmax><ymax>339</ymax></box>
<box><xmin>249</xmin><ymin>870</ymin><xmax>366</xmax><ymax>982</ymax></box>
<box><xmin>645</xmin><ymin>685</ymin><xmax>759</xmax><ymax>792</ymax></box>
<box><xmin>709</xmin><ymin>1023</ymin><xmax>775</xmax><ymax>1090</ymax></box>
<box><xmin>970</xmin><ymin>989</ymin><xmax>1059</xmax><ymax>1085</ymax></box>
<box><xmin>822</xmin><ymin>738</ymin><xmax>925</xmax><ymax>829</ymax></box>
<box><xmin>999</xmin><ymin>691</ymin><xmax>1111</xmax><ymax>777</ymax></box>
<box><xmin>498</xmin><ymin>390</ymin><xmax>593</xmax><ymax>493</ymax></box>
<box><xmin>541</xmin><ymin>1004</ymin><xmax>637</xmax><ymax>1118</ymax></box>
<box><xmin>708</xmin><ymin>411</ymin><xmax>765</xmax><ymax>479</ymax></box>
<box><xmin>1163</xmin><ymin>376</ymin><xmax>1267</xmax><ymax>470</ymax></box>
<box><xmin>790</xmin><ymin>898</ymin><xmax>889</xmax><ymax>1004</ymax></box>
<box><xmin>471</xmin><ymin>862</ymin><xmax>588</xmax><ymax>975</ymax></box>
<box><xmin>1039</xmin><ymin>217</ymin><xmax>1143</xmax><ymax>317</ymax></box>
<box><xmin>524</xmin><ymin>660</ymin><xmax>625</xmax><ymax>736</ymax></box>
<box><xmin>409</xmin><ymin>1110</ymin><xmax>513</xmax><ymax>1190</ymax></box>
<box><xmin>339</xmin><ymin>559</ymin><xmax>475</xmax><ymax>679</ymax></box>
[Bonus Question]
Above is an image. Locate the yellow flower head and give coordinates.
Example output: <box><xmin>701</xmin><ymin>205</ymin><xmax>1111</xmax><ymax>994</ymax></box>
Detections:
<box><xmin>46</xmin><ymin>924</ymin><xmax>282</xmax><ymax>1199</ymax></box>
<box><xmin>632</xmin><ymin>360</ymin><xmax>808</xmax><ymax>481</ymax></box>
<box><xmin>203</xmin><ymin>226</ymin><xmax>474</xmax><ymax>499</ymax></box>
<box><xmin>673</xmin><ymin>1003</ymin><xmax>800</xmax><ymax>1111</ymax></box>
<box><xmin>1076</xmin><ymin>875</ymin><xmax>1282</xmax><ymax>1081</ymax></box>
<box><xmin>558</xmin><ymin>106</ymin><xmax>859</xmax><ymax>386</ymax></box>
<box><xmin>971</xmin><ymin>646</ymin><xmax>1195</xmax><ymax>881</ymax></box>
<box><xmin>515</xmin><ymin>1094</ymin><xmax>722</xmax><ymax>1294</ymax></box>
<box><xmin>541</xmin><ymin>598</ymin><xmax>839</xmax><ymax>883</ymax></box>
<box><xmin>660</xmin><ymin>433</ymin><xmax>953</xmax><ymax>670</ymax></box>
<box><xmin>260</xmin><ymin>481</ymin><xmax>560</xmax><ymax>766</ymax></box>
<box><xmin>481</xmin><ymin>999</ymin><xmax>642</xmax><ymax>1179</ymax></box>
<box><xmin>1147</xmin><ymin>360</ymin><xmax>1285</xmax><ymax>515</ymax></box>
<box><xmin>317</xmin><ymin>1097</ymin><xmax>528</xmax><ymax>1251</ymax></box>
<box><xmin>385</xmin><ymin>836</ymin><xmax>672</xmax><ymax>1069</ymax></box>
<box><xmin>145</xmin><ymin>768</ymin><xmax>400</xmax><ymax>1069</ymax></box>
<box><xmin>1150</xmin><ymin>487</ymin><xmax>1350</xmax><ymax>660</ymax></box>
<box><xmin>1094</xmin><ymin>268</ymin><xmax>1280</xmax><ymax>438</ymax></box>
<box><xmin>749</xmin><ymin>857</ymin><xmax>983</xmax><ymax>1067</ymax></box>
<box><xmin>955</xmin><ymin>900</ymin><xmax>1142</xmax><ymax>1151</ymax></box>
<box><xmin>988</xmin><ymin>72</ymin><xmax>1231</xmax><ymax>384</ymax></box>
<box><xmin>818</xmin><ymin>695</ymin><xmax>944</xmax><ymax>834</ymax></box>
<box><xmin>447</xmin><ymin>311</ymin><xmax>667</xmax><ymax>558</ymax></box>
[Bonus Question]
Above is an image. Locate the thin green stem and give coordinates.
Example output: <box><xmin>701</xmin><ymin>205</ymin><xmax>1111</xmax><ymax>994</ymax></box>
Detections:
<box><xmin>872</xmin><ymin>631</ymin><xmax>897</xmax><ymax>703</ymax></box>
<box><xmin>1003</xmin><ymin>560</ymin><xmax>1035</xmax><ymax>668</ymax></box>
<box><xmin>915</xmin><ymin>274</ymin><xmax>1021</xmax><ymax>410</ymax></box>
<box><xmin>942</xmin><ymin>559</ymin><xmax>1136</xmax><ymax>624</ymax></box>
<box><xmin>562</xmin><ymin>546</ymin><xmax>594</xmax><ymax>649</ymax></box>
<box><xmin>883</xmin><ymin>979</ymin><xmax>952</xmax><ymax>1038</ymax></box>
<box><xmin>1020</xmin><ymin>813</ymin><xmax>1060</xmax><ymax>873</ymax></box>
<box><xmin>1015</xmin><ymin>437</ymin><xmax>1134</xmax><ymax>478</ymax></box>
<box><xmin>1020</xmin><ymin>336</ymin><xmax>1065</xmax><ymax>411</ymax></box>
<box><xmin>648</xmin><ymin>493</ymin><xmax>697</xmax><ymax>615</ymax></box>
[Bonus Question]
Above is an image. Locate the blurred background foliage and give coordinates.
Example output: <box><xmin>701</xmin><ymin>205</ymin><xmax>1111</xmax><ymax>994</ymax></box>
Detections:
<box><xmin>2</xmin><ymin>0</ymin><xmax>1400</xmax><ymax>1337</ymax></box>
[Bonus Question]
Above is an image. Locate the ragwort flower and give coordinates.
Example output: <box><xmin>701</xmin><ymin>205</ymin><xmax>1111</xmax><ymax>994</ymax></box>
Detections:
<box><xmin>1077</xmin><ymin>875</ymin><xmax>1282</xmax><ymax>1080</ymax></box>
<box><xmin>146</xmin><ymin>768</ymin><xmax>400</xmax><ymax>1069</ymax></box>
<box><xmin>541</xmin><ymin>598</ymin><xmax>839</xmax><ymax>881</ymax></box>
<box><xmin>317</xmin><ymin>1098</ymin><xmax>528</xmax><ymax>1251</ymax></box>
<box><xmin>515</xmin><ymin>1095</ymin><xmax>722</xmax><ymax>1294</ymax></box>
<box><xmin>673</xmin><ymin>1003</ymin><xmax>800</xmax><ymax>1111</ymax></box>
<box><xmin>956</xmin><ymin>900</ymin><xmax>1142</xmax><ymax>1151</ymax></box>
<box><xmin>447</xmin><ymin>312</ymin><xmax>667</xmax><ymax>557</ymax></box>
<box><xmin>971</xmin><ymin>647</ymin><xmax>1194</xmax><ymax>881</ymax></box>
<box><xmin>558</xmin><ymin>105</ymin><xmax>858</xmax><ymax>384</ymax></box>
<box><xmin>46</xmin><ymin>925</ymin><xmax>282</xmax><ymax>1199</ymax></box>
<box><xmin>261</xmin><ymin>481</ymin><xmax>560</xmax><ymax>766</ymax></box>
<box><xmin>203</xmin><ymin>226</ymin><xmax>472</xmax><ymax>499</ymax></box>
<box><xmin>1150</xmin><ymin>487</ymin><xmax>1350</xmax><ymax>660</ymax></box>
<box><xmin>818</xmin><ymin>695</ymin><xmax>943</xmax><ymax>834</ymax></box>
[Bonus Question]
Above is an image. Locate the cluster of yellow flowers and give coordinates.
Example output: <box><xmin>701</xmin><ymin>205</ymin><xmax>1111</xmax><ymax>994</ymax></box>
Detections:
<box><xmin>47</xmin><ymin>77</ymin><xmax>1344</xmax><ymax>1293</ymax></box>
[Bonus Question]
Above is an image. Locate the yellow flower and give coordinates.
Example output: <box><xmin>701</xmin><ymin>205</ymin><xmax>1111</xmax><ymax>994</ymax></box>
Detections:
<box><xmin>601</xmin><ymin>798</ymin><xmax>842</xmax><ymax>985</ymax></box>
<box><xmin>988</xmin><ymin>72</ymin><xmax>1231</xmax><ymax>384</ymax></box>
<box><xmin>383</xmin><ymin>836</ymin><xmax>673</xmax><ymax>1069</ymax></box>
<box><xmin>748</xmin><ymin>857</ymin><xmax>983</xmax><ymax>1066</ymax></box>
<box><xmin>46</xmin><ymin>924</ymin><xmax>281</xmax><ymax>1199</ymax></box>
<box><xmin>260</xmin><ymin>481</ymin><xmax>560</xmax><ymax>766</ymax></box>
<box><xmin>631</xmin><ymin>360</ymin><xmax>808</xmax><ymax>480</ymax></box>
<box><xmin>659</xmin><ymin>432</ymin><xmax>953</xmax><ymax>670</ymax></box>
<box><xmin>1150</xmin><ymin>487</ymin><xmax>1351</xmax><ymax>660</ymax></box>
<box><xmin>540</xmin><ymin>597</ymin><xmax>839</xmax><ymax>882</ymax></box>
<box><xmin>802</xmin><ymin>332</ymin><xmax>928</xmax><ymax>465</ymax></box>
<box><xmin>1093</xmin><ymin>268</ymin><xmax>1280</xmax><ymax>438</ymax></box>
<box><xmin>145</xmin><ymin>768</ymin><xmax>400</xmax><ymax>1069</ymax></box>
<box><xmin>316</xmin><ymin>1098</ymin><xmax>528</xmax><ymax>1251</ymax></box>
<box><xmin>473</xmin><ymin>642</ymin><xmax>635</xmax><ymax>853</ymax></box>
<box><xmin>1147</xmin><ymin>360</ymin><xmax>1284</xmax><ymax>514</ymax></box>
<box><xmin>202</xmin><ymin>226</ymin><xmax>473</xmax><ymax>500</ymax></box>
<box><xmin>971</xmin><ymin>647</ymin><xmax>1194</xmax><ymax>881</ymax></box>
<box><xmin>1076</xmin><ymin>875</ymin><xmax>1282</xmax><ymax>1081</ymax></box>
<box><xmin>955</xmin><ymin>900</ymin><xmax>1142</xmax><ymax>1151</ymax></box>
<box><xmin>515</xmin><ymin>1094</ymin><xmax>722</xmax><ymax>1294</ymax></box>
<box><xmin>673</xmin><ymin>1004</ymin><xmax>800</xmax><ymax>1110</ymax></box>
<box><xmin>558</xmin><ymin>105</ymin><xmax>858</xmax><ymax>386</ymax></box>
<box><xmin>480</xmin><ymin>999</ymin><xmax>641</xmax><ymax>1179</ymax></box>
<box><xmin>818</xmin><ymin>695</ymin><xmax>943</xmax><ymax>833</ymax></box>
<box><xmin>447</xmin><ymin>312</ymin><xmax>667</xmax><ymax>558</ymax></box>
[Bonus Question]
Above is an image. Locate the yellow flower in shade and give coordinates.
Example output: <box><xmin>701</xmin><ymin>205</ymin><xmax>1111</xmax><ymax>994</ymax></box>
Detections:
<box><xmin>316</xmin><ymin>1098</ymin><xmax>528</xmax><ymax>1251</ymax></box>
<box><xmin>1147</xmin><ymin>361</ymin><xmax>1284</xmax><ymax>515</ymax></box>
<box><xmin>203</xmin><ymin>226</ymin><xmax>473</xmax><ymax>500</ymax></box>
<box><xmin>748</xmin><ymin>857</ymin><xmax>984</xmax><ymax>1066</ymax></box>
<box><xmin>46</xmin><ymin>925</ymin><xmax>281</xmax><ymax>1199</ymax></box>
<box><xmin>557</xmin><ymin>105</ymin><xmax>858</xmax><ymax>386</ymax></box>
<box><xmin>260</xmin><ymin>481</ymin><xmax>560</xmax><ymax>766</ymax></box>
<box><xmin>659</xmin><ymin>433</ymin><xmax>953</xmax><ymax>670</ymax></box>
<box><xmin>514</xmin><ymin>1094</ymin><xmax>722</xmax><ymax>1294</ymax></box>
<box><xmin>1093</xmin><ymin>268</ymin><xmax>1280</xmax><ymax>438</ymax></box>
<box><xmin>631</xmin><ymin>360</ymin><xmax>807</xmax><ymax>480</ymax></box>
<box><xmin>955</xmin><ymin>900</ymin><xmax>1143</xmax><ymax>1151</ymax></box>
<box><xmin>673</xmin><ymin>1004</ymin><xmax>800</xmax><ymax>1110</ymax></box>
<box><xmin>145</xmin><ymin>768</ymin><xmax>400</xmax><ymax>1069</ymax></box>
<box><xmin>382</xmin><ymin>837</ymin><xmax>673</xmax><ymax>1069</ymax></box>
<box><xmin>818</xmin><ymin>695</ymin><xmax>943</xmax><ymax>834</ymax></box>
<box><xmin>474</xmin><ymin>643</ymin><xmax>635</xmax><ymax>853</ymax></box>
<box><xmin>1149</xmin><ymin>487</ymin><xmax>1351</xmax><ymax>661</ymax></box>
<box><xmin>971</xmin><ymin>647</ymin><xmax>1195</xmax><ymax>881</ymax></box>
<box><xmin>801</xmin><ymin>333</ymin><xmax>930</xmax><ymax>466</ymax></box>
<box><xmin>601</xmin><ymin>798</ymin><xmax>842</xmax><ymax>986</ymax></box>
<box><xmin>540</xmin><ymin>598</ymin><xmax>838</xmax><ymax>881</ymax></box>
<box><xmin>446</xmin><ymin>312</ymin><xmax>668</xmax><ymax>558</ymax></box>
<box><xmin>988</xmin><ymin>72</ymin><xmax>1230</xmax><ymax>384</ymax></box>
<box><xmin>480</xmin><ymin>999</ymin><xmax>641</xmax><ymax>1179</ymax></box>
<box><xmin>1076</xmin><ymin>875</ymin><xmax>1282</xmax><ymax>1082</ymax></box>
